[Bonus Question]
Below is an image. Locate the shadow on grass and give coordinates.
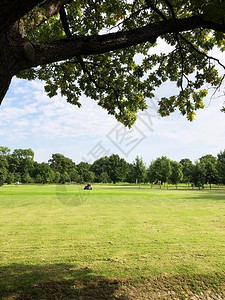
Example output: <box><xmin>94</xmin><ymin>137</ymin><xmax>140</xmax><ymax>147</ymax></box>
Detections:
<box><xmin>1</xmin><ymin>264</ymin><xmax>224</xmax><ymax>300</ymax></box>
<box><xmin>189</xmin><ymin>191</ymin><xmax>225</xmax><ymax>201</ymax></box>
<box><xmin>0</xmin><ymin>263</ymin><xmax>129</xmax><ymax>300</ymax></box>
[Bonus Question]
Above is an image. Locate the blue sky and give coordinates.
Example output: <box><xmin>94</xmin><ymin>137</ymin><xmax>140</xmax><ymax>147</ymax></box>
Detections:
<box><xmin>0</xmin><ymin>46</ymin><xmax>224</xmax><ymax>165</ymax></box>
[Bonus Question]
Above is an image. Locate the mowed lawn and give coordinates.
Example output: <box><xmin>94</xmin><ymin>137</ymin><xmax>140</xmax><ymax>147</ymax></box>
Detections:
<box><xmin>0</xmin><ymin>185</ymin><xmax>225</xmax><ymax>299</ymax></box>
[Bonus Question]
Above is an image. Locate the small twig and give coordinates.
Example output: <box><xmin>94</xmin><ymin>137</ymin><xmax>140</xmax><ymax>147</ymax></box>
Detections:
<box><xmin>178</xmin><ymin>34</ymin><xmax>225</xmax><ymax>70</ymax></box>
<box><xmin>109</xmin><ymin>6</ymin><xmax>149</xmax><ymax>32</ymax></box>
<box><xmin>210</xmin><ymin>74</ymin><xmax>225</xmax><ymax>100</ymax></box>
<box><xmin>145</xmin><ymin>0</ymin><xmax>167</xmax><ymax>20</ymax></box>
<box><xmin>175</xmin><ymin>34</ymin><xmax>185</xmax><ymax>91</ymax></box>
<box><xmin>163</xmin><ymin>0</ymin><xmax>176</xmax><ymax>19</ymax></box>
<box><xmin>76</xmin><ymin>56</ymin><xmax>105</xmax><ymax>90</ymax></box>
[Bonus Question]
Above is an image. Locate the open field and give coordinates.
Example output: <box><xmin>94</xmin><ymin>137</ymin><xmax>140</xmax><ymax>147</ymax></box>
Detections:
<box><xmin>0</xmin><ymin>185</ymin><xmax>225</xmax><ymax>299</ymax></box>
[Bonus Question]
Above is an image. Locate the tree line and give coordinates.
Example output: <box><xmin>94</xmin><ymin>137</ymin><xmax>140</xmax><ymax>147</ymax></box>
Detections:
<box><xmin>0</xmin><ymin>146</ymin><xmax>225</xmax><ymax>189</ymax></box>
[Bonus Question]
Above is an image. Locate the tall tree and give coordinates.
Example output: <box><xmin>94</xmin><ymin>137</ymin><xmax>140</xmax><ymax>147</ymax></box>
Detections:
<box><xmin>0</xmin><ymin>146</ymin><xmax>11</xmax><ymax>184</ymax></box>
<box><xmin>90</xmin><ymin>156</ymin><xmax>110</xmax><ymax>182</ymax></box>
<box><xmin>148</xmin><ymin>156</ymin><xmax>172</xmax><ymax>184</ymax></box>
<box><xmin>33</xmin><ymin>162</ymin><xmax>55</xmax><ymax>183</ymax></box>
<box><xmin>0</xmin><ymin>155</ymin><xmax>8</xmax><ymax>186</ymax></box>
<box><xmin>126</xmin><ymin>163</ymin><xmax>136</xmax><ymax>183</ymax></box>
<box><xmin>199</xmin><ymin>154</ymin><xmax>218</xmax><ymax>188</ymax></box>
<box><xmin>169</xmin><ymin>161</ymin><xmax>183</xmax><ymax>188</ymax></box>
<box><xmin>77</xmin><ymin>161</ymin><xmax>93</xmax><ymax>183</ymax></box>
<box><xmin>49</xmin><ymin>153</ymin><xmax>76</xmax><ymax>175</ymax></box>
<box><xmin>191</xmin><ymin>161</ymin><xmax>206</xmax><ymax>189</ymax></box>
<box><xmin>0</xmin><ymin>146</ymin><xmax>11</xmax><ymax>156</ymax></box>
<box><xmin>133</xmin><ymin>156</ymin><xmax>146</xmax><ymax>184</ymax></box>
<box><xmin>217</xmin><ymin>150</ymin><xmax>225</xmax><ymax>184</ymax></box>
<box><xmin>0</xmin><ymin>1</ymin><xmax>225</xmax><ymax>126</ymax></box>
<box><xmin>12</xmin><ymin>148</ymin><xmax>34</xmax><ymax>182</ymax></box>
<box><xmin>108</xmin><ymin>154</ymin><xmax>129</xmax><ymax>183</ymax></box>
<box><xmin>180</xmin><ymin>158</ymin><xmax>194</xmax><ymax>183</ymax></box>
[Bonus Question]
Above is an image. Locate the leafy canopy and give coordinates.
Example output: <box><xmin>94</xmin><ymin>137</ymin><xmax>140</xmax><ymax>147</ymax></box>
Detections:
<box><xmin>17</xmin><ymin>0</ymin><xmax>225</xmax><ymax>126</ymax></box>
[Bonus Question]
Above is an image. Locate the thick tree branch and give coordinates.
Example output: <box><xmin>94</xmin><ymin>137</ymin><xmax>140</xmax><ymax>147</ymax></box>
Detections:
<box><xmin>0</xmin><ymin>0</ymin><xmax>43</xmax><ymax>35</ymax></box>
<box><xmin>28</xmin><ymin>15</ymin><xmax>225</xmax><ymax>69</ymax></box>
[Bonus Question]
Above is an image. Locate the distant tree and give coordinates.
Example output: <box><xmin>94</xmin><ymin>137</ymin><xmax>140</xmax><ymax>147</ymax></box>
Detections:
<box><xmin>0</xmin><ymin>155</ymin><xmax>8</xmax><ymax>185</ymax></box>
<box><xmin>69</xmin><ymin>169</ymin><xmax>79</xmax><ymax>182</ymax></box>
<box><xmin>108</xmin><ymin>154</ymin><xmax>129</xmax><ymax>183</ymax></box>
<box><xmin>133</xmin><ymin>156</ymin><xmax>146</xmax><ymax>184</ymax></box>
<box><xmin>191</xmin><ymin>161</ymin><xmax>206</xmax><ymax>189</ymax></box>
<box><xmin>98</xmin><ymin>171</ymin><xmax>111</xmax><ymax>183</ymax></box>
<box><xmin>86</xmin><ymin>171</ymin><xmax>95</xmax><ymax>183</ymax></box>
<box><xmin>49</xmin><ymin>153</ymin><xmax>76</xmax><ymax>175</ymax></box>
<box><xmin>90</xmin><ymin>157</ymin><xmax>110</xmax><ymax>182</ymax></box>
<box><xmin>12</xmin><ymin>148</ymin><xmax>34</xmax><ymax>178</ymax></box>
<box><xmin>6</xmin><ymin>173</ymin><xmax>15</xmax><ymax>184</ymax></box>
<box><xmin>199</xmin><ymin>154</ymin><xmax>218</xmax><ymax>188</ymax></box>
<box><xmin>0</xmin><ymin>169</ymin><xmax>7</xmax><ymax>186</ymax></box>
<box><xmin>54</xmin><ymin>171</ymin><xmax>61</xmax><ymax>183</ymax></box>
<box><xmin>33</xmin><ymin>162</ymin><xmax>55</xmax><ymax>183</ymax></box>
<box><xmin>126</xmin><ymin>163</ymin><xmax>135</xmax><ymax>183</ymax></box>
<box><xmin>14</xmin><ymin>173</ymin><xmax>21</xmax><ymax>183</ymax></box>
<box><xmin>217</xmin><ymin>150</ymin><xmax>225</xmax><ymax>184</ymax></box>
<box><xmin>148</xmin><ymin>156</ymin><xmax>172</xmax><ymax>185</ymax></box>
<box><xmin>180</xmin><ymin>158</ymin><xmax>194</xmax><ymax>184</ymax></box>
<box><xmin>35</xmin><ymin>174</ymin><xmax>43</xmax><ymax>184</ymax></box>
<box><xmin>147</xmin><ymin>162</ymin><xmax>155</xmax><ymax>185</ymax></box>
<box><xmin>22</xmin><ymin>172</ymin><xmax>33</xmax><ymax>184</ymax></box>
<box><xmin>77</xmin><ymin>162</ymin><xmax>92</xmax><ymax>183</ymax></box>
<box><xmin>75</xmin><ymin>174</ymin><xmax>83</xmax><ymax>184</ymax></box>
<box><xmin>60</xmin><ymin>171</ymin><xmax>70</xmax><ymax>184</ymax></box>
<box><xmin>7</xmin><ymin>155</ymin><xmax>20</xmax><ymax>174</ymax></box>
<box><xmin>0</xmin><ymin>146</ymin><xmax>11</xmax><ymax>156</ymax></box>
<box><xmin>12</xmin><ymin>148</ymin><xmax>34</xmax><ymax>160</ymax></box>
<box><xmin>169</xmin><ymin>161</ymin><xmax>183</xmax><ymax>188</ymax></box>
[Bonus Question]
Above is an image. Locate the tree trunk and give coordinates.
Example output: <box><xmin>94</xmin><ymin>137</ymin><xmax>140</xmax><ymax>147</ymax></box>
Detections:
<box><xmin>0</xmin><ymin>75</ymin><xmax>12</xmax><ymax>104</ymax></box>
<box><xmin>0</xmin><ymin>24</ymin><xmax>33</xmax><ymax>102</ymax></box>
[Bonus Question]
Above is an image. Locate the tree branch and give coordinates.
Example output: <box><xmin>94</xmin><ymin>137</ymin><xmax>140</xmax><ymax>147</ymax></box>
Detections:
<box><xmin>76</xmin><ymin>56</ymin><xmax>105</xmax><ymax>91</ymax></box>
<box><xmin>0</xmin><ymin>0</ymin><xmax>43</xmax><ymax>35</ymax></box>
<box><xmin>76</xmin><ymin>55</ymin><xmax>123</xmax><ymax>112</ymax></box>
<box><xmin>145</xmin><ymin>0</ymin><xmax>167</xmax><ymax>20</ymax></box>
<box><xmin>163</xmin><ymin>0</ymin><xmax>176</xmax><ymax>19</ymax></box>
<box><xmin>59</xmin><ymin>5</ymin><xmax>72</xmax><ymax>37</ymax></box>
<box><xmin>175</xmin><ymin>34</ymin><xmax>185</xmax><ymax>91</ymax></box>
<box><xmin>178</xmin><ymin>33</ymin><xmax>225</xmax><ymax>70</ymax></box>
<box><xmin>28</xmin><ymin>15</ymin><xmax>225</xmax><ymax>69</ymax></box>
<box><xmin>30</xmin><ymin>0</ymin><xmax>71</xmax><ymax>29</ymax></box>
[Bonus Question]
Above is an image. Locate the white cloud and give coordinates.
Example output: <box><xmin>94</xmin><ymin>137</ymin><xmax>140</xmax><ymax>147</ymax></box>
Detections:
<box><xmin>1</xmin><ymin>78</ymin><xmax>117</xmax><ymax>142</ymax></box>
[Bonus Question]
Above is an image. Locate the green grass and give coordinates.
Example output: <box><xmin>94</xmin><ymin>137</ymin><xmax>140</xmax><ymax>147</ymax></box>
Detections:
<box><xmin>0</xmin><ymin>184</ymin><xmax>225</xmax><ymax>299</ymax></box>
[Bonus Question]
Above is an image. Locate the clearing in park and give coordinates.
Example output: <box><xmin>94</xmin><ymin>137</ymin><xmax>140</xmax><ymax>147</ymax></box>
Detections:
<box><xmin>0</xmin><ymin>184</ymin><xmax>224</xmax><ymax>299</ymax></box>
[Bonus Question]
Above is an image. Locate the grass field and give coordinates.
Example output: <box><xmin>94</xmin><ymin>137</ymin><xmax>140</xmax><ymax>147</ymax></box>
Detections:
<box><xmin>0</xmin><ymin>184</ymin><xmax>225</xmax><ymax>299</ymax></box>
